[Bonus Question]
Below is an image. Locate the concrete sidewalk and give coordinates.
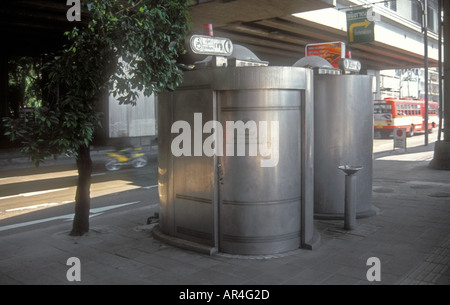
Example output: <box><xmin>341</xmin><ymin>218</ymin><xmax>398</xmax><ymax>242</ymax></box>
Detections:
<box><xmin>0</xmin><ymin>143</ymin><xmax>449</xmax><ymax>285</ymax></box>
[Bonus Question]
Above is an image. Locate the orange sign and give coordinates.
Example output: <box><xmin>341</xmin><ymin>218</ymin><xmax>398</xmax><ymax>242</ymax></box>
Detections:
<box><xmin>305</xmin><ymin>42</ymin><xmax>346</xmax><ymax>68</ymax></box>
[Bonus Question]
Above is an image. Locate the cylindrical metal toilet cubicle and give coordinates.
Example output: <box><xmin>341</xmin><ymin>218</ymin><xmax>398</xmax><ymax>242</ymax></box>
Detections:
<box><xmin>293</xmin><ymin>56</ymin><xmax>377</xmax><ymax>219</ymax></box>
<box><xmin>312</xmin><ymin>74</ymin><xmax>378</xmax><ymax>219</ymax></box>
<box><xmin>155</xmin><ymin>66</ymin><xmax>318</xmax><ymax>255</ymax></box>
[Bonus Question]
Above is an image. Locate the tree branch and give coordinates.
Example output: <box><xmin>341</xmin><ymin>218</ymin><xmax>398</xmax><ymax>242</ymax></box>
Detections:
<box><xmin>116</xmin><ymin>0</ymin><xmax>144</xmax><ymax>15</ymax></box>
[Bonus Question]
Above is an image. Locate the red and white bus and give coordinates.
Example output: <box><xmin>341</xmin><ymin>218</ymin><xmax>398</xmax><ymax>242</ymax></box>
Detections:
<box><xmin>374</xmin><ymin>98</ymin><xmax>439</xmax><ymax>138</ymax></box>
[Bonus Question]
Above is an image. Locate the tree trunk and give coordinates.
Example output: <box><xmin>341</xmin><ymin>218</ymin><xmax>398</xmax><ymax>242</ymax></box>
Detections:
<box><xmin>70</xmin><ymin>144</ymin><xmax>92</xmax><ymax>236</ymax></box>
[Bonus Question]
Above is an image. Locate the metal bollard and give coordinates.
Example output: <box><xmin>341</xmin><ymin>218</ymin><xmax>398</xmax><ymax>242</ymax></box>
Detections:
<box><xmin>338</xmin><ymin>165</ymin><xmax>363</xmax><ymax>230</ymax></box>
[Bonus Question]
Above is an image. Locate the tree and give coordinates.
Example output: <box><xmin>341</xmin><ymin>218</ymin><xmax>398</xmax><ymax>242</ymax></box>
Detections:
<box><xmin>3</xmin><ymin>0</ymin><xmax>190</xmax><ymax>236</ymax></box>
<box><xmin>7</xmin><ymin>57</ymin><xmax>43</xmax><ymax>118</ymax></box>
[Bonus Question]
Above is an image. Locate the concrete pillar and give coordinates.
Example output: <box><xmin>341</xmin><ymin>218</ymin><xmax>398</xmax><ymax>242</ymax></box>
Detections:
<box><xmin>367</xmin><ymin>69</ymin><xmax>381</xmax><ymax>101</ymax></box>
<box><xmin>430</xmin><ymin>0</ymin><xmax>450</xmax><ymax>170</ymax></box>
<box><xmin>443</xmin><ymin>0</ymin><xmax>450</xmax><ymax>143</ymax></box>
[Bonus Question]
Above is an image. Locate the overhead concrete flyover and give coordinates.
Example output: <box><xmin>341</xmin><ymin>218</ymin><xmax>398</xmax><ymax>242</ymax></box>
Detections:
<box><xmin>188</xmin><ymin>0</ymin><xmax>439</xmax><ymax>70</ymax></box>
<box><xmin>0</xmin><ymin>0</ymin><xmax>438</xmax><ymax>69</ymax></box>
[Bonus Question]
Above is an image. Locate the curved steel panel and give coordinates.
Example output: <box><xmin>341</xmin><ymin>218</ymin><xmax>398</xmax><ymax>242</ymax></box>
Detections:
<box><xmin>313</xmin><ymin>75</ymin><xmax>376</xmax><ymax>218</ymax></box>
<box><xmin>213</xmin><ymin>66</ymin><xmax>310</xmax><ymax>91</ymax></box>
<box><xmin>218</xmin><ymin>89</ymin><xmax>302</xmax><ymax>255</ymax></box>
<box><xmin>157</xmin><ymin>67</ymin><xmax>315</xmax><ymax>255</ymax></box>
<box><xmin>177</xmin><ymin>67</ymin><xmax>311</xmax><ymax>91</ymax></box>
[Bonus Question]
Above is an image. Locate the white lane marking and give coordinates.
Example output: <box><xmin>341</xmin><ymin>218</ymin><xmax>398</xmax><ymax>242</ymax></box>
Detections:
<box><xmin>6</xmin><ymin>203</ymin><xmax>60</xmax><ymax>212</ymax></box>
<box><xmin>0</xmin><ymin>201</ymin><xmax>140</xmax><ymax>232</ymax></box>
<box><xmin>92</xmin><ymin>173</ymin><xmax>106</xmax><ymax>177</ymax></box>
<box><xmin>0</xmin><ymin>188</ymin><xmax>69</xmax><ymax>200</ymax></box>
<box><xmin>89</xmin><ymin>201</ymin><xmax>140</xmax><ymax>213</ymax></box>
<box><xmin>0</xmin><ymin>214</ymin><xmax>74</xmax><ymax>232</ymax></box>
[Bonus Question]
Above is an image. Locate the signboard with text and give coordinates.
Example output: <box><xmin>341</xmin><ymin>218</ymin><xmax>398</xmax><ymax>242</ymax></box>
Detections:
<box><xmin>305</xmin><ymin>41</ymin><xmax>346</xmax><ymax>69</ymax></box>
<box><xmin>346</xmin><ymin>8</ymin><xmax>375</xmax><ymax>45</ymax></box>
<box><xmin>393</xmin><ymin>128</ymin><xmax>407</xmax><ymax>151</ymax></box>
<box><xmin>190</xmin><ymin>35</ymin><xmax>233</xmax><ymax>56</ymax></box>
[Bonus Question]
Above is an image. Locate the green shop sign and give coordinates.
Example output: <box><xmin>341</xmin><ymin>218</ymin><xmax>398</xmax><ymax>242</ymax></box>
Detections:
<box><xmin>346</xmin><ymin>8</ymin><xmax>375</xmax><ymax>45</ymax></box>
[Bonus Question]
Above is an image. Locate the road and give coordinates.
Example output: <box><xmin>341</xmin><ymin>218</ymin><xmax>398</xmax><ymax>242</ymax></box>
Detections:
<box><xmin>0</xmin><ymin>159</ymin><xmax>159</xmax><ymax>237</ymax></box>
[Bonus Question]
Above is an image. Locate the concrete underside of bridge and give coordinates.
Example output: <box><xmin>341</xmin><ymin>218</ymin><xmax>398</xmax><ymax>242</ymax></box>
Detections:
<box><xmin>0</xmin><ymin>0</ymin><xmax>437</xmax><ymax>69</ymax></box>
<box><xmin>188</xmin><ymin>0</ymin><xmax>438</xmax><ymax>70</ymax></box>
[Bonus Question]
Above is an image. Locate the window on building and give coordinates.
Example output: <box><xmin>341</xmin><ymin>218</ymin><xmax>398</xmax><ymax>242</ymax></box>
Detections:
<box><xmin>384</xmin><ymin>0</ymin><xmax>397</xmax><ymax>12</ymax></box>
<box><xmin>411</xmin><ymin>2</ymin><xmax>422</xmax><ymax>24</ymax></box>
<box><xmin>427</xmin><ymin>7</ymin><xmax>435</xmax><ymax>32</ymax></box>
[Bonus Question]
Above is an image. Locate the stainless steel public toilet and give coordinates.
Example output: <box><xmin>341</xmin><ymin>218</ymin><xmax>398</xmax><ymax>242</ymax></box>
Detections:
<box><xmin>294</xmin><ymin>56</ymin><xmax>378</xmax><ymax>220</ymax></box>
<box><xmin>153</xmin><ymin>39</ymin><xmax>319</xmax><ymax>255</ymax></box>
<box><xmin>313</xmin><ymin>74</ymin><xmax>377</xmax><ymax>219</ymax></box>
